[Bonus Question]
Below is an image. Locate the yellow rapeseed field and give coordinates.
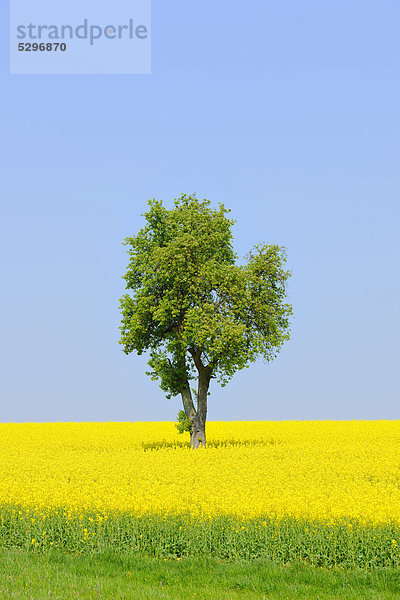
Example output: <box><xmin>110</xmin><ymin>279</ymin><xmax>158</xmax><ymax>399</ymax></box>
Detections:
<box><xmin>0</xmin><ymin>420</ymin><xmax>399</xmax><ymax>524</ymax></box>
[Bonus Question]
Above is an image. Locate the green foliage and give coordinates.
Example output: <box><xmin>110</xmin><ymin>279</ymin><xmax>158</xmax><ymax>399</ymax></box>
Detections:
<box><xmin>175</xmin><ymin>410</ymin><xmax>192</xmax><ymax>435</ymax></box>
<box><xmin>119</xmin><ymin>193</ymin><xmax>293</xmax><ymax>399</ymax></box>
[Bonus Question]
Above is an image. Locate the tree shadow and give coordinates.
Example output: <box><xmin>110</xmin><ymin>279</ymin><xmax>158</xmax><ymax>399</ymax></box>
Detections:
<box><xmin>141</xmin><ymin>438</ymin><xmax>282</xmax><ymax>451</ymax></box>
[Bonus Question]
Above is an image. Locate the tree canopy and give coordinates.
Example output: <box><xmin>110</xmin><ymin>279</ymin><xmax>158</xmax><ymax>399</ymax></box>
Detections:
<box><xmin>119</xmin><ymin>194</ymin><xmax>292</xmax><ymax>447</ymax></box>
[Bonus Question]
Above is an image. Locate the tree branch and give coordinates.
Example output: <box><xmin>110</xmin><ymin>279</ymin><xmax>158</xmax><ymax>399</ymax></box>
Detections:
<box><xmin>188</xmin><ymin>346</ymin><xmax>205</xmax><ymax>373</ymax></box>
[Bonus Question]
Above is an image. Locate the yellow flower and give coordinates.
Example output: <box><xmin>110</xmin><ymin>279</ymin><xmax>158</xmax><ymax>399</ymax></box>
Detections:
<box><xmin>0</xmin><ymin>420</ymin><xmax>398</xmax><ymax>525</ymax></box>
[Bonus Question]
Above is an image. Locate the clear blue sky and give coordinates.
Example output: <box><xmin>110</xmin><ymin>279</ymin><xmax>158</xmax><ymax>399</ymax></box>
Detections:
<box><xmin>1</xmin><ymin>1</ymin><xmax>399</xmax><ymax>422</ymax></box>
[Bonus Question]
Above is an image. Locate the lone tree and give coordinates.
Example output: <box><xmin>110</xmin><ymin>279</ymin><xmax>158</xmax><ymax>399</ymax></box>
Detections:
<box><xmin>119</xmin><ymin>194</ymin><xmax>292</xmax><ymax>448</ymax></box>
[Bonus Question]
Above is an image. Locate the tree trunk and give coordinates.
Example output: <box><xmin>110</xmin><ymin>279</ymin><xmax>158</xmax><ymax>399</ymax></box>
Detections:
<box><xmin>190</xmin><ymin>419</ymin><xmax>206</xmax><ymax>449</ymax></box>
<box><xmin>182</xmin><ymin>349</ymin><xmax>212</xmax><ymax>449</ymax></box>
<box><xmin>181</xmin><ymin>381</ymin><xmax>197</xmax><ymax>429</ymax></box>
<box><xmin>190</xmin><ymin>367</ymin><xmax>209</xmax><ymax>449</ymax></box>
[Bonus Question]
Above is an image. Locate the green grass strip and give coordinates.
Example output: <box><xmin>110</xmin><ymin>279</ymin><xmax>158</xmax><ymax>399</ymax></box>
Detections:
<box><xmin>1</xmin><ymin>549</ymin><xmax>400</xmax><ymax>600</ymax></box>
